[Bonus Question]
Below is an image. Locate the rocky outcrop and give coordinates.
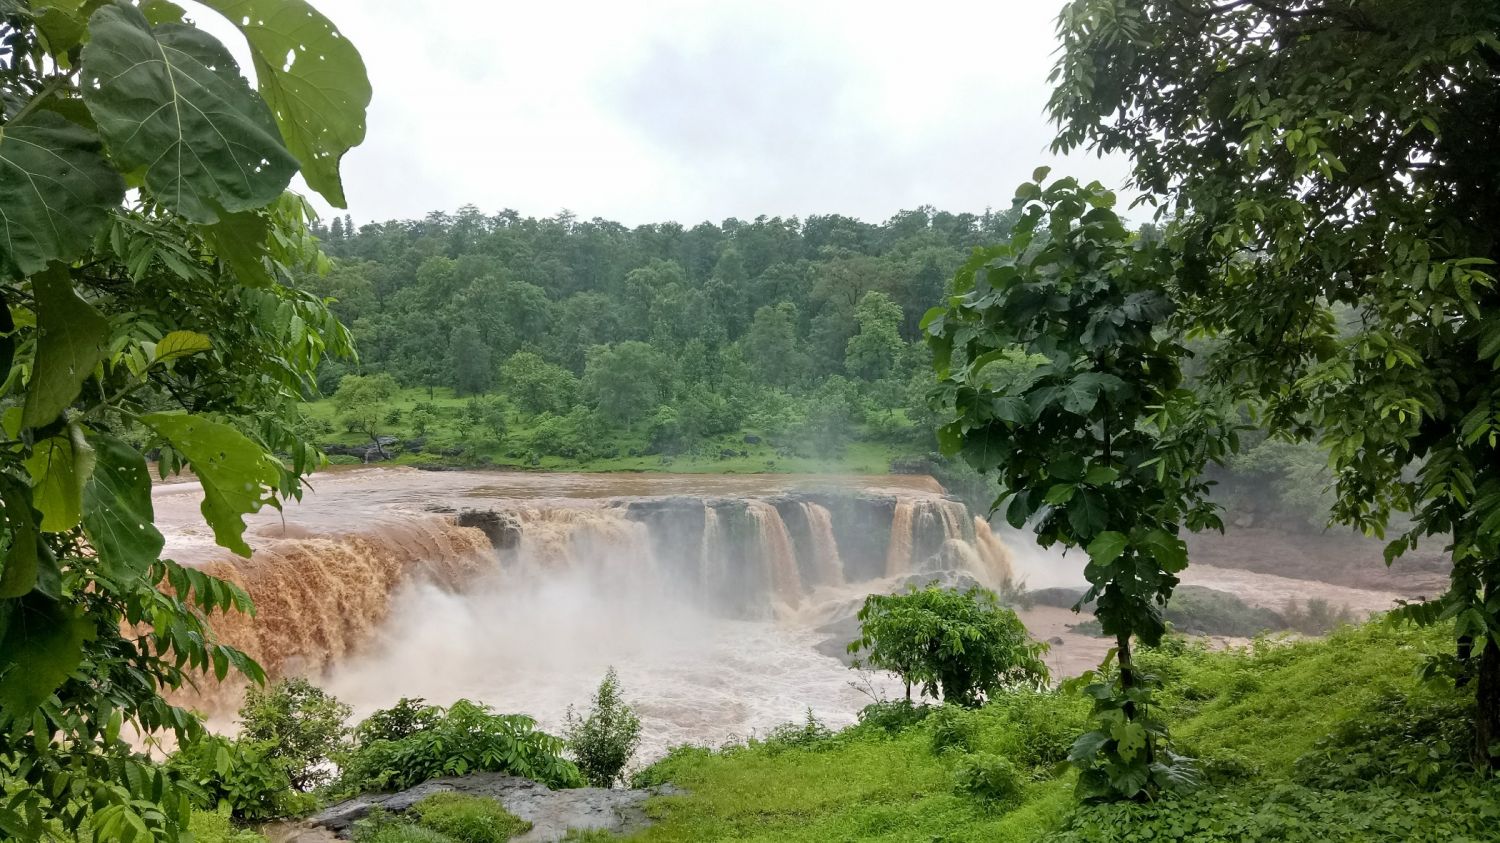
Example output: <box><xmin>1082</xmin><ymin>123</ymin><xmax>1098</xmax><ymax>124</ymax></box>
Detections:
<box><xmin>456</xmin><ymin>508</ymin><xmax>523</xmax><ymax>551</ymax></box>
<box><xmin>308</xmin><ymin>772</ymin><xmax>671</xmax><ymax>841</ymax></box>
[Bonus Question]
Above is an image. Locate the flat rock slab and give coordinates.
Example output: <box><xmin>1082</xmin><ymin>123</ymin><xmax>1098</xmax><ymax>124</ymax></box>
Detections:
<box><xmin>309</xmin><ymin>772</ymin><xmax>670</xmax><ymax>841</ymax></box>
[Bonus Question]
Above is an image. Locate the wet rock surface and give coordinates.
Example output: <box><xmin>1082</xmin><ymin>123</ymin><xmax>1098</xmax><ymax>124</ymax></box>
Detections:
<box><xmin>308</xmin><ymin>772</ymin><xmax>671</xmax><ymax>841</ymax></box>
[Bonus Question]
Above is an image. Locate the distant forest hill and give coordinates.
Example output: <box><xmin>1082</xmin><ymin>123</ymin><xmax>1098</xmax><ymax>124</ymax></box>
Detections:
<box><xmin>299</xmin><ymin>205</ymin><xmax>1021</xmax><ymax>464</ymax></box>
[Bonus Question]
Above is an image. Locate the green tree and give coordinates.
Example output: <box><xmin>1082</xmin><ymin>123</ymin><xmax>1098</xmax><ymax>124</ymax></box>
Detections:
<box><xmin>845</xmin><ymin>291</ymin><xmax>904</xmax><ymax>381</ymax></box>
<box><xmin>498</xmin><ymin>351</ymin><xmax>578</xmax><ymax>416</ymax></box>
<box><xmin>333</xmin><ymin>373</ymin><xmax>400</xmax><ymax>456</ymax></box>
<box><xmin>925</xmin><ymin>173</ymin><xmax>1234</xmax><ymax>798</ymax></box>
<box><xmin>563</xmin><ymin>667</ymin><xmax>643</xmax><ymax>788</ymax></box>
<box><xmin>0</xmin><ymin>1</ymin><xmax>369</xmax><ymax>838</ymax></box>
<box><xmin>238</xmin><ymin>677</ymin><xmax>352</xmax><ymax>791</ymax></box>
<box><xmin>744</xmin><ymin>302</ymin><xmax>805</xmax><ymax>386</ymax></box>
<box><xmin>583</xmin><ymin>342</ymin><xmax>666</xmax><ymax>427</ymax></box>
<box><xmin>847</xmin><ymin>585</ymin><xmax>1049</xmax><ymax>707</ymax></box>
<box><xmin>449</xmin><ymin>324</ymin><xmax>493</xmax><ymax>396</ymax></box>
<box><xmin>1050</xmin><ymin>0</ymin><xmax>1500</xmax><ymax>765</ymax></box>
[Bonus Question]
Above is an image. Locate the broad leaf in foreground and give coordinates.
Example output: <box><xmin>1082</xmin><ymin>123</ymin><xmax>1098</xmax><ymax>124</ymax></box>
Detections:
<box><xmin>0</xmin><ymin>595</ymin><xmax>94</xmax><ymax>721</ymax></box>
<box><xmin>23</xmin><ymin>266</ymin><xmax>109</xmax><ymax>428</ymax></box>
<box><xmin>201</xmin><ymin>0</ymin><xmax>371</xmax><ymax>208</ymax></box>
<box><xmin>80</xmin><ymin>3</ymin><xmax>297</xmax><ymax>223</ymax></box>
<box><xmin>0</xmin><ymin>111</ymin><xmax>125</xmax><ymax>278</ymax></box>
<box><xmin>81</xmin><ymin>434</ymin><xmax>164</xmax><ymax>575</ymax></box>
<box><xmin>144</xmin><ymin>412</ymin><xmax>282</xmax><ymax>556</ymax></box>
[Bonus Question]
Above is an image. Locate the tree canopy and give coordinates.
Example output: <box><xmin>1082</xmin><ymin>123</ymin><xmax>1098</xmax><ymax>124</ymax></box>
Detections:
<box><xmin>0</xmin><ymin>1</ymin><xmax>368</xmax><ymax>838</ymax></box>
<box><xmin>1050</xmin><ymin>0</ymin><xmax>1500</xmax><ymax>765</ymax></box>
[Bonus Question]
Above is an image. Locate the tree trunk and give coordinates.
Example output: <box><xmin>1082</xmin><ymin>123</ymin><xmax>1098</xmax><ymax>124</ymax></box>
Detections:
<box><xmin>1117</xmin><ymin>630</ymin><xmax>1155</xmax><ymax>764</ymax></box>
<box><xmin>1457</xmin><ymin>634</ymin><xmax>1475</xmax><ymax>687</ymax></box>
<box><xmin>1478</xmin><ymin>633</ymin><xmax>1499</xmax><ymax>768</ymax></box>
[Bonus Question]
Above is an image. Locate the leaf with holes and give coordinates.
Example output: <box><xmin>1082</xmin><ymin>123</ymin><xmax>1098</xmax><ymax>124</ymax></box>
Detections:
<box><xmin>23</xmin><ymin>266</ymin><xmax>109</xmax><ymax>428</ymax></box>
<box><xmin>80</xmin><ymin>3</ymin><xmax>297</xmax><ymax>223</ymax></box>
<box><xmin>144</xmin><ymin>412</ymin><xmax>281</xmax><ymax>556</ymax></box>
<box><xmin>0</xmin><ymin>111</ymin><xmax>125</xmax><ymax>278</ymax></box>
<box><xmin>200</xmin><ymin>0</ymin><xmax>370</xmax><ymax>207</ymax></box>
<box><xmin>82</xmin><ymin>434</ymin><xmax>164</xmax><ymax>575</ymax></box>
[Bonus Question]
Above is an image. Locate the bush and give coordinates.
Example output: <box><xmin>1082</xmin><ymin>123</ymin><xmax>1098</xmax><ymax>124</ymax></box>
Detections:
<box><xmin>238</xmin><ymin>677</ymin><xmax>351</xmax><ymax>791</ymax></box>
<box><xmin>927</xmin><ymin>706</ymin><xmax>978</xmax><ymax>755</ymax></box>
<box><xmin>761</xmin><ymin>709</ymin><xmax>835</xmax><ymax>753</ymax></box>
<box><xmin>188</xmin><ymin>806</ymin><xmax>266</xmax><ymax>843</ymax></box>
<box><xmin>411</xmin><ymin>793</ymin><xmax>531</xmax><ymax>843</ymax></box>
<box><xmin>563</xmin><ymin>668</ymin><xmax>643</xmax><ymax>787</ymax></box>
<box><xmin>169</xmin><ymin>735</ymin><xmax>312</xmax><ymax>821</ymax></box>
<box><xmin>856</xmin><ymin>699</ymin><xmax>935</xmax><ymax>734</ymax></box>
<box><xmin>951</xmin><ymin>753</ymin><xmax>1025</xmax><ymax>806</ymax></box>
<box><xmin>354</xmin><ymin>697</ymin><xmax>442</xmax><ymax>746</ymax></box>
<box><xmin>848</xmin><ymin>585</ymin><xmax>1049</xmax><ymax>706</ymax></box>
<box><xmin>335</xmin><ymin>700</ymin><xmax>582</xmax><ymax>797</ymax></box>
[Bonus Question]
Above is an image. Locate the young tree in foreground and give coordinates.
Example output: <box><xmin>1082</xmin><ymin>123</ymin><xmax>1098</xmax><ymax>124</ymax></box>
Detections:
<box><xmin>848</xmin><ymin>585</ymin><xmax>1049</xmax><ymax>707</ymax></box>
<box><xmin>1050</xmin><ymin>0</ymin><xmax>1500</xmax><ymax>766</ymax></box>
<box><xmin>0</xmin><ymin>1</ymin><xmax>369</xmax><ymax>838</ymax></box>
<box><xmin>924</xmin><ymin>174</ymin><xmax>1234</xmax><ymax>797</ymax></box>
<box><xmin>563</xmin><ymin>667</ymin><xmax>643</xmax><ymax>788</ymax></box>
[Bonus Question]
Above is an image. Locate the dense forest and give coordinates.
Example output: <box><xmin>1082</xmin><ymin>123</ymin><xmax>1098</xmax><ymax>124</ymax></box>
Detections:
<box><xmin>299</xmin><ymin>206</ymin><xmax>1019</xmax><ymax>460</ymax></box>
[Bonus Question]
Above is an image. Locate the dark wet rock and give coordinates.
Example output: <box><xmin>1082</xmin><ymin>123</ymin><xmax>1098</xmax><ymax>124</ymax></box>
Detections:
<box><xmin>1028</xmin><ymin>586</ymin><xmax>1091</xmax><ymax>610</ymax></box>
<box><xmin>743</xmin><ymin>433</ymin><xmax>762</xmax><ymax>445</ymax></box>
<box><xmin>1048</xmin><ymin>636</ymin><xmax>1066</xmax><ymax>646</ymax></box>
<box><xmin>308</xmin><ymin>773</ymin><xmax>672</xmax><ymax>841</ymax></box>
<box><xmin>456</xmin><ymin>508</ymin><xmax>523</xmax><ymax>550</ymax></box>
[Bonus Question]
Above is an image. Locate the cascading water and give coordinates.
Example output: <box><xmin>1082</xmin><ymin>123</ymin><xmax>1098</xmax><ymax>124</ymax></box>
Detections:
<box><xmin>886</xmin><ymin>500</ymin><xmax>916</xmax><ymax>577</ymax></box>
<box><xmin>160</xmin><ymin>469</ymin><xmax>1018</xmax><ymax>756</ymax></box>
<box><xmin>747</xmin><ymin>501</ymin><xmax>803</xmax><ymax>609</ymax></box>
<box><xmin>800</xmin><ymin>502</ymin><xmax>844</xmax><ymax>588</ymax></box>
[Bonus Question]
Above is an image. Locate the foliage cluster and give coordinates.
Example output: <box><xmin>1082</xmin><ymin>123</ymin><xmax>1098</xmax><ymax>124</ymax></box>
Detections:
<box><xmin>0</xmin><ymin>0</ymin><xmax>369</xmax><ymax>838</ymax></box>
<box><xmin>1050</xmin><ymin>0</ymin><xmax>1500</xmax><ymax>764</ymax></box>
<box><xmin>848</xmin><ymin>585</ymin><xmax>1049</xmax><ymax>707</ymax></box>
<box><xmin>334</xmin><ymin>699</ymin><xmax>583</xmax><ymax>797</ymax></box>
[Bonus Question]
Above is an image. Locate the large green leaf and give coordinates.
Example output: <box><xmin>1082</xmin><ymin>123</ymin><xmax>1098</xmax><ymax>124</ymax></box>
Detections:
<box><xmin>22</xmin><ymin>266</ymin><xmax>109</xmax><ymax>428</ymax></box>
<box><xmin>0</xmin><ymin>475</ymin><xmax>43</xmax><ymax>598</ymax></box>
<box><xmin>202</xmin><ymin>210</ymin><xmax>274</xmax><ymax>286</ymax></box>
<box><xmin>144</xmin><ymin>413</ymin><xmax>280</xmax><ymax>557</ymax></box>
<box><xmin>81</xmin><ymin>434</ymin><xmax>163</xmax><ymax>575</ymax></box>
<box><xmin>0</xmin><ymin>595</ymin><xmax>95</xmax><ymax>722</ymax></box>
<box><xmin>0</xmin><ymin>111</ymin><xmax>125</xmax><ymax>278</ymax></box>
<box><xmin>24</xmin><ymin>431</ymin><xmax>94</xmax><ymax>533</ymax></box>
<box><xmin>200</xmin><ymin>0</ymin><xmax>371</xmax><ymax>208</ymax></box>
<box><xmin>79</xmin><ymin>3</ymin><xmax>297</xmax><ymax>223</ymax></box>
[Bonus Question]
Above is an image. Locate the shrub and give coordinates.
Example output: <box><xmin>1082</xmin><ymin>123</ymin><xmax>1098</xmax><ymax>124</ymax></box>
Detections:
<box><xmin>848</xmin><ymin>585</ymin><xmax>1050</xmax><ymax>706</ymax></box>
<box><xmin>410</xmin><ymin>793</ymin><xmax>531</xmax><ymax>843</ymax></box>
<box><xmin>563</xmin><ymin>668</ymin><xmax>643</xmax><ymax>787</ymax></box>
<box><xmin>927</xmin><ymin>706</ymin><xmax>978</xmax><ymax>755</ymax></box>
<box><xmin>354</xmin><ymin>697</ymin><xmax>442</xmax><ymax>746</ymax></box>
<box><xmin>169</xmin><ymin>735</ymin><xmax>311</xmax><ymax>821</ymax></box>
<box><xmin>856</xmin><ymin>699</ymin><xmax>935</xmax><ymax>734</ymax></box>
<box><xmin>951</xmin><ymin>753</ymin><xmax>1025</xmax><ymax>806</ymax></box>
<box><xmin>761</xmin><ymin>709</ymin><xmax>835</xmax><ymax>753</ymax></box>
<box><xmin>335</xmin><ymin>700</ymin><xmax>582</xmax><ymax>797</ymax></box>
<box><xmin>238</xmin><ymin>677</ymin><xmax>351</xmax><ymax>791</ymax></box>
<box><xmin>188</xmin><ymin>805</ymin><xmax>266</xmax><ymax>843</ymax></box>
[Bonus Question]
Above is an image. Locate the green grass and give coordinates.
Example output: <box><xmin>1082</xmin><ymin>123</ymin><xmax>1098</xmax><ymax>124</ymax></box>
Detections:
<box><xmin>623</xmin><ymin>621</ymin><xmax>1499</xmax><ymax>842</ymax></box>
<box><xmin>304</xmin><ymin>387</ymin><xmax>909</xmax><ymax>474</ymax></box>
<box><xmin>188</xmin><ymin>806</ymin><xmax>265</xmax><ymax>842</ymax></box>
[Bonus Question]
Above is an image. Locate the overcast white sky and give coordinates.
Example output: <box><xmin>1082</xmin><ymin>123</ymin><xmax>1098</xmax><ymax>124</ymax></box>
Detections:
<box><xmin>192</xmin><ymin>0</ymin><xmax>1131</xmax><ymax>227</ymax></box>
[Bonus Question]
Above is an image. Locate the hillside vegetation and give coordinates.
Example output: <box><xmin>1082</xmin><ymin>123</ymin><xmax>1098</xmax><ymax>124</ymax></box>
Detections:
<box><xmin>627</xmin><ymin>621</ymin><xmax>1498</xmax><ymax>842</ymax></box>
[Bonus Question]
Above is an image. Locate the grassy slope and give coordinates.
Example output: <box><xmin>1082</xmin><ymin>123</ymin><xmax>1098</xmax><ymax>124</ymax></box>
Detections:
<box><xmin>626</xmin><ymin>622</ymin><xmax>1499</xmax><ymax>842</ymax></box>
<box><xmin>303</xmin><ymin>388</ymin><xmax>909</xmax><ymax>474</ymax></box>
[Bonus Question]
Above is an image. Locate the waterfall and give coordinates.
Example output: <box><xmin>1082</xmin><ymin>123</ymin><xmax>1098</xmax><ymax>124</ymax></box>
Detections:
<box><xmin>973</xmin><ymin>517</ymin><xmax>1014</xmax><ymax>588</ymax></box>
<box><xmin>700</xmin><ymin>504</ymin><xmax>725</xmax><ymax>595</ymax></box>
<box><xmin>799</xmin><ymin>502</ymin><xmax>845</xmax><ymax>587</ymax></box>
<box><xmin>747</xmin><ymin>500</ymin><xmax>802</xmax><ymax>607</ymax></box>
<box><xmin>197</xmin><ymin>516</ymin><xmax>492</xmax><ymax>677</ymax></box>
<box><xmin>885</xmin><ymin>500</ymin><xmax>915</xmax><ymax>577</ymax></box>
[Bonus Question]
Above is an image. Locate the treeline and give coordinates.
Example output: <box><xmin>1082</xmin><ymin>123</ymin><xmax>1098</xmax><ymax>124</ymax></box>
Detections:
<box><xmin>302</xmin><ymin>205</ymin><xmax>1021</xmax><ymax>456</ymax></box>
